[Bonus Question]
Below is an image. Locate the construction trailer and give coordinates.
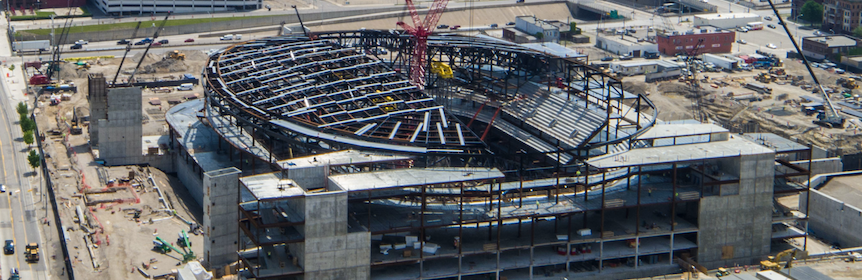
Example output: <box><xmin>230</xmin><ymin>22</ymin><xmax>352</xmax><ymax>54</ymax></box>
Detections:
<box><xmin>702</xmin><ymin>54</ymin><xmax>738</xmax><ymax>70</ymax></box>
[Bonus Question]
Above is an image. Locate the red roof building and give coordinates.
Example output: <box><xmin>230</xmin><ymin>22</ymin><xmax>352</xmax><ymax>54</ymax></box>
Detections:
<box><xmin>656</xmin><ymin>29</ymin><xmax>736</xmax><ymax>56</ymax></box>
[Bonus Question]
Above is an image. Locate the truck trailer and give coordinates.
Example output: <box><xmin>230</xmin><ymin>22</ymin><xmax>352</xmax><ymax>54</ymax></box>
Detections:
<box><xmin>11</xmin><ymin>40</ymin><xmax>50</xmax><ymax>52</ymax></box>
<box><xmin>702</xmin><ymin>54</ymin><xmax>739</xmax><ymax>70</ymax></box>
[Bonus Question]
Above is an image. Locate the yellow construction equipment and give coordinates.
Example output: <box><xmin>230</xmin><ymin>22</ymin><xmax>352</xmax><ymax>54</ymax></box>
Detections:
<box><xmin>769</xmin><ymin>67</ymin><xmax>786</xmax><ymax>76</ymax></box>
<box><xmin>75</xmin><ymin>61</ymin><xmax>91</xmax><ymax>70</ymax></box>
<box><xmin>715</xmin><ymin>267</ymin><xmax>730</xmax><ymax>277</ymax></box>
<box><xmin>430</xmin><ymin>60</ymin><xmax>453</xmax><ymax>79</ymax></box>
<box><xmin>760</xmin><ymin>249</ymin><xmax>797</xmax><ymax>271</ymax></box>
<box><xmin>838</xmin><ymin>77</ymin><xmax>858</xmax><ymax>89</ymax></box>
<box><xmin>25</xmin><ymin>243</ymin><xmax>39</xmax><ymax>262</ymax></box>
<box><xmin>756</xmin><ymin>72</ymin><xmax>775</xmax><ymax>83</ymax></box>
<box><xmin>168</xmin><ymin>50</ymin><xmax>186</xmax><ymax>60</ymax></box>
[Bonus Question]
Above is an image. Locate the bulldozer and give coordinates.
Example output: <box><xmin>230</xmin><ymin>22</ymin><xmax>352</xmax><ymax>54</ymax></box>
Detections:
<box><xmin>167</xmin><ymin>50</ymin><xmax>186</xmax><ymax>61</ymax></box>
<box><xmin>75</xmin><ymin>60</ymin><xmax>90</xmax><ymax>70</ymax></box>
<box><xmin>760</xmin><ymin>248</ymin><xmax>797</xmax><ymax>271</ymax></box>
<box><xmin>838</xmin><ymin>77</ymin><xmax>859</xmax><ymax>89</ymax></box>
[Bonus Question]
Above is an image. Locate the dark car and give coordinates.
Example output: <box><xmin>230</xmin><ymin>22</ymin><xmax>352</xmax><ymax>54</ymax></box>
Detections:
<box><xmin>184</xmin><ymin>38</ymin><xmax>195</xmax><ymax>43</ymax></box>
<box><xmin>506</xmin><ymin>22</ymin><xmax>516</xmax><ymax>26</ymax></box>
<box><xmin>70</xmin><ymin>44</ymin><xmax>82</xmax><ymax>49</ymax></box>
<box><xmin>450</xmin><ymin>25</ymin><xmax>461</xmax><ymax>30</ymax></box>
<box><xmin>4</xmin><ymin>240</ymin><xmax>13</xmax><ymax>254</ymax></box>
<box><xmin>767</xmin><ymin>24</ymin><xmax>776</xmax><ymax>29</ymax></box>
<box><xmin>490</xmin><ymin>23</ymin><xmax>498</xmax><ymax>28</ymax></box>
<box><xmin>601</xmin><ymin>56</ymin><xmax>614</xmax><ymax>61</ymax></box>
<box><xmin>151</xmin><ymin>42</ymin><xmax>162</xmax><ymax>47</ymax></box>
<box><xmin>158</xmin><ymin>39</ymin><xmax>169</xmax><ymax>44</ymax></box>
<box><xmin>117</xmin><ymin>39</ymin><xmax>130</xmax><ymax>45</ymax></box>
<box><xmin>134</xmin><ymin>41</ymin><xmax>147</xmax><ymax>45</ymax></box>
<box><xmin>437</xmin><ymin>24</ymin><xmax>449</xmax><ymax>29</ymax></box>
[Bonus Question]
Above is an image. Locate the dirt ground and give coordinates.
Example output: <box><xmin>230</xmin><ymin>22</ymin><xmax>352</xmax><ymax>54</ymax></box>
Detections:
<box><xmin>622</xmin><ymin>56</ymin><xmax>862</xmax><ymax>155</ymax></box>
<box><xmin>31</xmin><ymin>49</ymin><xmax>211</xmax><ymax>279</ymax></box>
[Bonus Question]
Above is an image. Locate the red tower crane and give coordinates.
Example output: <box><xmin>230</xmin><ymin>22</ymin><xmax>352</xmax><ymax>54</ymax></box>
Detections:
<box><xmin>397</xmin><ymin>0</ymin><xmax>450</xmax><ymax>89</ymax></box>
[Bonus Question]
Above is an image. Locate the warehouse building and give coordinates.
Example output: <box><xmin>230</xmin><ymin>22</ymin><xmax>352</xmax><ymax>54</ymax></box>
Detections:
<box><xmin>656</xmin><ymin>29</ymin><xmax>735</xmax><ymax>56</ymax></box>
<box><xmin>693</xmin><ymin>13</ymin><xmax>761</xmax><ymax>29</ymax></box>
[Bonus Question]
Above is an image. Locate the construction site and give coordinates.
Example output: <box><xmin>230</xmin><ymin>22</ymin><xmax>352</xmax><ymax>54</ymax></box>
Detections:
<box><xmin>15</xmin><ymin>0</ymin><xmax>862</xmax><ymax>279</ymax></box>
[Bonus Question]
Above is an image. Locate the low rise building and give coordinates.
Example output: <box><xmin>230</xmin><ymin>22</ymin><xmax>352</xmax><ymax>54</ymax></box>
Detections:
<box><xmin>515</xmin><ymin>16</ymin><xmax>560</xmax><ymax>42</ymax></box>
<box><xmin>95</xmin><ymin>0</ymin><xmax>261</xmax><ymax>15</ymax></box>
<box><xmin>595</xmin><ymin>35</ymin><xmax>658</xmax><ymax>57</ymax></box>
<box><xmin>610</xmin><ymin>60</ymin><xmax>659</xmax><ymax>76</ymax></box>
<box><xmin>502</xmin><ymin>28</ymin><xmax>538</xmax><ymax>43</ymax></box>
<box><xmin>802</xmin><ymin>35</ymin><xmax>860</xmax><ymax>60</ymax></box>
<box><xmin>823</xmin><ymin>0</ymin><xmax>862</xmax><ymax>33</ymax></box>
<box><xmin>656</xmin><ymin>29</ymin><xmax>735</xmax><ymax>56</ymax></box>
<box><xmin>693</xmin><ymin>13</ymin><xmax>761</xmax><ymax>29</ymax></box>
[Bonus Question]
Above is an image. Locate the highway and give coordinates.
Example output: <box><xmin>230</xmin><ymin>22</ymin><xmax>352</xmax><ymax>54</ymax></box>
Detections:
<box><xmin>0</xmin><ymin>61</ymin><xmax>50</xmax><ymax>279</ymax></box>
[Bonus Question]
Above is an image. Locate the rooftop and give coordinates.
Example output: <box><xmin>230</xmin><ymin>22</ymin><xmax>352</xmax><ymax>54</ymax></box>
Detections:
<box><xmin>240</xmin><ymin>172</ymin><xmax>305</xmax><ymax>200</ymax></box>
<box><xmin>516</xmin><ymin>15</ymin><xmax>559</xmax><ymax>31</ymax></box>
<box><xmin>598</xmin><ymin>35</ymin><xmax>656</xmax><ymax>46</ymax></box>
<box><xmin>695</xmin><ymin>13</ymin><xmax>760</xmax><ymax>20</ymax></box>
<box><xmin>637</xmin><ymin>123</ymin><xmax>728</xmax><ymax>140</ymax></box>
<box><xmin>165</xmin><ymin>99</ymin><xmax>220</xmax><ymax>154</ymax></box>
<box><xmin>804</xmin><ymin>35</ymin><xmax>858</xmax><ymax>48</ymax></box>
<box><xmin>740</xmin><ymin>133</ymin><xmax>809</xmax><ymax>153</ymax></box>
<box><xmin>521</xmin><ymin>43</ymin><xmax>586</xmax><ymax>59</ymax></box>
<box><xmin>277</xmin><ymin>149</ymin><xmax>412</xmax><ymax>169</ymax></box>
<box><xmin>587</xmin><ymin>136</ymin><xmax>774</xmax><ymax>169</ymax></box>
<box><xmin>328</xmin><ymin>167</ymin><xmax>504</xmax><ymax>191</ymax></box>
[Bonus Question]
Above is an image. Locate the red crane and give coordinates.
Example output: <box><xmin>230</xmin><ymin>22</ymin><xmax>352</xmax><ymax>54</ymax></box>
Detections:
<box><xmin>397</xmin><ymin>0</ymin><xmax>450</xmax><ymax>89</ymax></box>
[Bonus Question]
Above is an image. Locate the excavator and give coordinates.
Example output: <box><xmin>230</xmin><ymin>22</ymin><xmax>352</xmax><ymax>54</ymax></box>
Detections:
<box><xmin>70</xmin><ymin>107</ymin><xmax>82</xmax><ymax>135</ymax></box>
<box><xmin>760</xmin><ymin>248</ymin><xmax>797</xmax><ymax>271</ymax></box>
<box><xmin>837</xmin><ymin>77</ymin><xmax>858</xmax><ymax>89</ymax></box>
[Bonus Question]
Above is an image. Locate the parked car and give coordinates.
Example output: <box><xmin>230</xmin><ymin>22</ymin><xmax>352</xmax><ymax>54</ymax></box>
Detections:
<box><xmin>601</xmin><ymin>56</ymin><xmax>614</xmax><ymax>61</ymax></box>
<box><xmin>490</xmin><ymin>23</ymin><xmax>498</xmax><ymax>28</ymax></box>
<box><xmin>158</xmin><ymin>39</ymin><xmax>169</xmax><ymax>44</ymax></box>
<box><xmin>506</xmin><ymin>22</ymin><xmax>516</xmax><ymax>26</ymax></box>
<box><xmin>0</xmin><ymin>184</ymin><xmax>5</xmax><ymax>193</ymax></box>
<box><xmin>184</xmin><ymin>38</ymin><xmax>195</xmax><ymax>43</ymax></box>
<box><xmin>766</xmin><ymin>43</ymin><xmax>777</xmax><ymax>49</ymax></box>
<box><xmin>619</xmin><ymin>54</ymin><xmax>633</xmax><ymax>60</ymax></box>
<box><xmin>737</xmin><ymin>39</ymin><xmax>747</xmax><ymax>44</ymax></box>
<box><xmin>70</xmin><ymin>44</ymin><xmax>82</xmax><ymax>49</ymax></box>
<box><xmin>836</xmin><ymin>68</ymin><xmax>846</xmax><ymax>74</ymax></box>
<box><xmin>117</xmin><ymin>39</ymin><xmax>130</xmax><ymax>45</ymax></box>
<box><xmin>767</xmin><ymin>24</ymin><xmax>776</xmax><ymax>29</ymax></box>
<box><xmin>764</xmin><ymin>16</ymin><xmax>773</xmax><ymax>21</ymax></box>
<box><xmin>450</xmin><ymin>25</ymin><xmax>461</xmax><ymax>30</ymax></box>
<box><xmin>437</xmin><ymin>24</ymin><xmax>449</xmax><ymax>29</ymax></box>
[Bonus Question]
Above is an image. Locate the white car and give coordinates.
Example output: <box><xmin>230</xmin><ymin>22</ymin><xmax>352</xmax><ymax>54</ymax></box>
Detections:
<box><xmin>737</xmin><ymin>39</ymin><xmax>747</xmax><ymax>44</ymax></box>
<box><xmin>75</xmin><ymin>40</ymin><xmax>88</xmax><ymax>45</ymax></box>
<box><xmin>766</xmin><ymin>43</ymin><xmax>777</xmax><ymax>49</ymax></box>
<box><xmin>0</xmin><ymin>185</ymin><xmax>6</xmax><ymax>193</ymax></box>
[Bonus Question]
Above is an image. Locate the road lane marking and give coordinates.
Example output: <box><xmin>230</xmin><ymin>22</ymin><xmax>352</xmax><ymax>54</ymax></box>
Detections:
<box><xmin>0</xmin><ymin>100</ymin><xmax>23</xmax><ymax>270</ymax></box>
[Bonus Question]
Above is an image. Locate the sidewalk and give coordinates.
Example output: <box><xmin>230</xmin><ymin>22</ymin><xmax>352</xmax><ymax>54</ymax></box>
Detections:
<box><xmin>0</xmin><ymin>15</ymin><xmax>31</xmax><ymax>104</ymax></box>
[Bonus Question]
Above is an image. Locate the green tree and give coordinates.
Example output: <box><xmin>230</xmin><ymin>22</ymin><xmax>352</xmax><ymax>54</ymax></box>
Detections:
<box><xmin>27</xmin><ymin>150</ymin><xmax>40</xmax><ymax>170</ymax></box>
<box><xmin>801</xmin><ymin>1</ymin><xmax>824</xmax><ymax>26</ymax></box>
<box><xmin>16</xmin><ymin>102</ymin><xmax>27</xmax><ymax>116</ymax></box>
<box><xmin>535</xmin><ymin>32</ymin><xmax>544</xmax><ymax>41</ymax></box>
<box><xmin>22</xmin><ymin>130</ymin><xmax>33</xmax><ymax>148</ymax></box>
<box><xmin>18</xmin><ymin>114</ymin><xmax>34</xmax><ymax>132</ymax></box>
<box><xmin>854</xmin><ymin>26</ymin><xmax>862</xmax><ymax>38</ymax></box>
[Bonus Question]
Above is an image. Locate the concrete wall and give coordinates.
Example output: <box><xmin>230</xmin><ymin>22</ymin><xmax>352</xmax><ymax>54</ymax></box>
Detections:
<box><xmin>97</xmin><ymin>86</ymin><xmax>143</xmax><ymax>161</ymax></box>
<box><xmin>176</xmin><ymin>151</ymin><xmax>205</xmax><ymax>206</ymax></box>
<box><xmin>698</xmin><ymin>152</ymin><xmax>775</xmax><ymax>268</ymax></box>
<box><xmin>203</xmin><ymin>167</ymin><xmax>242</xmax><ymax>270</ymax></box>
<box><xmin>88</xmin><ymin>74</ymin><xmax>107</xmax><ymax>145</ymax></box>
<box><xmin>298</xmin><ymin>190</ymin><xmax>370</xmax><ymax>280</ymax></box>
<box><xmin>286</xmin><ymin>166</ymin><xmax>327</xmax><ymax>191</ymax></box>
<box><xmin>800</xmin><ymin>189</ymin><xmax>862</xmax><ymax>248</ymax></box>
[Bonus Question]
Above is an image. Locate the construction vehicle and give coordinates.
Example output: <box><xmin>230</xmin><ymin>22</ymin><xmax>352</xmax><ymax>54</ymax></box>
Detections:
<box><xmin>760</xmin><ymin>248</ymin><xmax>796</xmax><ymax>271</ymax></box>
<box><xmin>715</xmin><ymin>267</ymin><xmax>730</xmax><ymax>277</ymax></box>
<box><xmin>838</xmin><ymin>77</ymin><xmax>858</xmax><ymax>89</ymax></box>
<box><xmin>153</xmin><ymin>231</ymin><xmax>196</xmax><ymax>263</ymax></box>
<box><xmin>166</xmin><ymin>50</ymin><xmax>185</xmax><ymax>61</ymax></box>
<box><xmin>75</xmin><ymin>60</ymin><xmax>90</xmax><ymax>70</ymax></box>
<box><xmin>24</xmin><ymin>243</ymin><xmax>38</xmax><ymax>262</ymax></box>
<box><xmin>769</xmin><ymin>67</ymin><xmax>786</xmax><ymax>76</ymax></box>
<box><xmin>765</xmin><ymin>0</ymin><xmax>845</xmax><ymax>128</ymax></box>
<box><xmin>70</xmin><ymin>107</ymin><xmax>82</xmax><ymax>135</ymax></box>
<box><xmin>430</xmin><ymin>60</ymin><xmax>453</xmax><ymax>79</ymax></box>
<box><xmin>755</xmin><ymin>72</ymin><xmax>775</xmax><ymax>83</ymax></box>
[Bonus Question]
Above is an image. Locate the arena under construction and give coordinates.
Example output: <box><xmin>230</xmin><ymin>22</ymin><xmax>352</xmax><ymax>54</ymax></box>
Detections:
<box><xmin>163</xmin><ymin>30</ymin><xmax>825</xmax><ymax>280</ymax></box>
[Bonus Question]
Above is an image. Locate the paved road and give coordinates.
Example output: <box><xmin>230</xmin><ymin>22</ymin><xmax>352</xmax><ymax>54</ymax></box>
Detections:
<box><xmin>0</xmin><ymin>66</ymin><xmax>50</xmax><ymax>279</ymax></box>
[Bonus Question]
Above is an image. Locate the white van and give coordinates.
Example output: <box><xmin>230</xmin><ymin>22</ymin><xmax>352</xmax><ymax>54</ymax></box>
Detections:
<box><xmin>235</xmin><ymin>34</ymin><xmax>242</xmax><ymax>40</ymax></box>
<box><xmin>176</xmin><ymin>83</ymin><xmax>194</xmax><ymax>91</ymax></box>
<box><xmin>220</xmin><ymin>34</ymin><xmax>234</xmax><ymax>41</ymax></box>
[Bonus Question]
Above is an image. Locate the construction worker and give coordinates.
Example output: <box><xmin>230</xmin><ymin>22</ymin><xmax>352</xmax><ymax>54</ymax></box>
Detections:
<box><xmin>648</xmin><ymin>188</ymin><xmax>652</xmax><ymax>197</ymax></box>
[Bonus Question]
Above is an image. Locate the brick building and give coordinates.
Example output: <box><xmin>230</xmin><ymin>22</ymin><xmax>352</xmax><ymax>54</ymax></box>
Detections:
<box><xmin>823</xmin><ymin>0</ymin><xmax>862</xmax><ymax>33</ymax></box>
<box><xmin>801</xmin><ymin>35</ymin><xmax>861</xmax><ymax>59</ymax></box>
<box><xmin>655</xmin><ymin>29</ymin><xmax>735</xmax><ymax>56</ymax></box>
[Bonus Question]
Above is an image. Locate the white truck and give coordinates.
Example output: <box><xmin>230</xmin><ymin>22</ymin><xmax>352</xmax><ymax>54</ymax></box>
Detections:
<box><xmin>176</xmin><ymin>83</ymin><xmax>194</xmax><ymax>91</ymax></box>
<box><xmin>702</xmin><ymin>54</ymin><xmax>738</xmax><ymax>70</ymax></box>
<box><xmin>220</xmin><ymin>34</ymin><xmax>234</xmax><ymax>41</ymax></box>
<box><xmin>747</xmin><ymin>21</ymin><xmax>764</xmax><ymax>30</ymax></box>
<box><xmin>11</xmin><ymin>40</ymin><xmax>50</xmax><ymax>52</ymax></box>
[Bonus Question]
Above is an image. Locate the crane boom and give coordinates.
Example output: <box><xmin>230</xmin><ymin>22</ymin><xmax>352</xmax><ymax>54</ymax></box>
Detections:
<box><xmin>127</xmin><ymin>13</ymin><xmax>171</xmax><ymax>85</ymax></box>
<box><xmin>112</xmin><ymin>21</ymin><xmax>142</xmax><ymax>85</ymax></box>
<box><xmin>398</xmin><ymin>0</ymin><xmax>450</xmax><ymax>89</ymax></box>
<box><xmin>766</xmin><ymin>0</ymin><xmax>844</xmax><ymax>127</ymax></box>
